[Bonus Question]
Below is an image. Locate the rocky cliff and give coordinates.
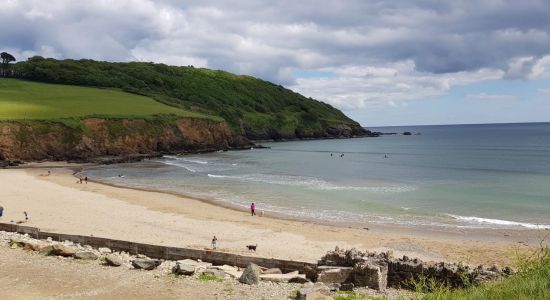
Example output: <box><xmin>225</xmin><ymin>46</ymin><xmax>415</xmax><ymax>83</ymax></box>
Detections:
<box><xmin>241</xmin><ymin>122</ymin><xmax>376</xmax><ymax>141</ymax></box>
<box><xmin>0</xmin><ymin>118</ymin><xmax>252</xmax><ymax>162</ymax></box>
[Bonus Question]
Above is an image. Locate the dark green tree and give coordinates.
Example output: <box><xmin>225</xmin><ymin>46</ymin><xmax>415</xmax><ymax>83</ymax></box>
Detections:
<box><xmin>1</xmin><ymin>52</ymin><xmax>16</xmax><ymax>77</ymax></box>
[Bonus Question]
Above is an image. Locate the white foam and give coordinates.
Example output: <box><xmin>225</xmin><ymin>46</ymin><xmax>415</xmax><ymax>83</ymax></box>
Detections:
<box><xmin>160</xmin><ymin>161</ymin><xmax>196</xmax><ymax>172</ymax></box>
<box><xmin>207</xmin><ymin>174</ymin><xmax>226</xmax><ymax>178</ymax></box>
<box><xmin>206</xmin><ymin>173</ymin><xmax>415</xmax><ymax>193</ymax></box>
<box><xmin>181</xmin><ymin>158</ymin><xmax>208</xmax><ymax>164</ymax></box>
<box><xmin>163</xmin><ymin>155</ymin><xmax>208</xmax><ymax>164</ymax></box>
<box><xmin>447</xmin><ymin>214</ymin><xmax>550</xmax><ymax>229</ymax></box>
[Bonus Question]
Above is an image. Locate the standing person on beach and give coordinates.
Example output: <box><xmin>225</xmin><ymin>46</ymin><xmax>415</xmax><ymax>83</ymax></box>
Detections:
<box><xmin>250</xmin><ymin>203</ymin><xmax>256</xmax><ymax>216</ymax></box>
<box><xmin>211</xmin><ymin>236</ymin><xmax>218</xmax><ymax>249</ymax></box>
<box><xmin>84</xmin><ymin>176</ymin><xmax>88</xmax><ymax>184</ymax></box>
<box><xmin>0</xmin><ymin>206</ymin><xmax>3</xmax><ymax>218</ymax></box>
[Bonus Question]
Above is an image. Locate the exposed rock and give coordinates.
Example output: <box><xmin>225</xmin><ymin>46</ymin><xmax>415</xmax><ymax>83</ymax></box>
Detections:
<box><xmin>239</xmin><ymin>263</ymin><xmax>261</xmax><ymax>285</ymax></box>
<box><xmin>316</xmin><ymin>266</ymin><xmax>353</xmax><ymax>284</ymax></box>
<box><xmin>132</xmin><ymin>259</ymin><xmax>162</xmax><ymax>270</ymax></box>
<box><xmin>39</xmin><ymin>244</ymin><xmax>76</xmax><ymax>257</ymax></box>
<box><xmin>104</xmin><ymin>254</ymin><xmax>123</xmax><ymax>267</ymax></box>
<box><xmin>74</xmin><ymin>251</ymin><xmax>98</xmax><ymax>260</ymax></box>
<box><xmin>172</xmin><ymin>263</ymin><xmax>196</xmax><ymax>276</ymax></box>
<box><xmin>9</xmin><ymin>238</ymin><xmax>41</xmax><ymax>251</ymax></box>
<box><xmin>318</xmin><ymin>248</ymin><xmax>366</xmax><ymax>267</ymax></box>
<box><xmin>352</xmin><ymin>261</ymin><xmax>388</xmax><ymax>290</ymax></box>
<box><xmin>0</xmin><ymin>117</ymin><xmax>248</xmax><ymax>162</ymax></box>
<box><xmin>98</xmin><ymin>247</ymin><xmax>112</xmax><ymax>254</ymax></box>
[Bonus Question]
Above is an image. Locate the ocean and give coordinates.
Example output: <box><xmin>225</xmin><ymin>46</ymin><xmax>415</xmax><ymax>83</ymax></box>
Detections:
<box><xmin>81</xmin><ymin>122</ymin><xmax>550</xmax><ymax>230</ymax></box>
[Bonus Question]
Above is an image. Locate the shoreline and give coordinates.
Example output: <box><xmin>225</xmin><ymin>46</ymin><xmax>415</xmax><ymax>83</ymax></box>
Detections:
<box><xmin>0</xmin><ymin>162</ymin><xmax>546</xmax><ymax>266</ymax></box>
<box><xmin>73</xmin><ymin>163</ymin><xmax>548</xmax><ymax>244</ymax></box>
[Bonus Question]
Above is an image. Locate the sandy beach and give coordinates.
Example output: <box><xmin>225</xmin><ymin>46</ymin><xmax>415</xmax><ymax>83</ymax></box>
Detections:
<box><xmin>0</xmin><ymin>164</ymin><xmax>545</xmax><ymax>267</ymax></box>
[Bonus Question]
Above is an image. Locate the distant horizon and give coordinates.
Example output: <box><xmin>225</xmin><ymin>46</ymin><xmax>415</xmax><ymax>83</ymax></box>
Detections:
<box><xmin>365</xmin><ymin>121</ymin><xmax>550</xmax><ymax>128</ymax></box>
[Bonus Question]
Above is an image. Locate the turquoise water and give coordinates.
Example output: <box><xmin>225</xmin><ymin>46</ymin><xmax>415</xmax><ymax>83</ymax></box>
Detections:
<box><xmin>82</xmin><ymin>122</ymin><xmax>550</xmax><ymax>229</ymax></box>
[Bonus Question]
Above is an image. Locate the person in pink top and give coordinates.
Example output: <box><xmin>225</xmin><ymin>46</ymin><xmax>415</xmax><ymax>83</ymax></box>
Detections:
<box><xmin>250</xmin><ymin>203</ymin><xmax>256</xmax><ymax>216</ymax></box>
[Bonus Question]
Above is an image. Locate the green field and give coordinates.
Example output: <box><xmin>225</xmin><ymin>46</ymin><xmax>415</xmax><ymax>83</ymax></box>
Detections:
<box><xmin>0</xmin><ymin>79</ymin><xmax>208</xmax><ymax>120</ymax></box>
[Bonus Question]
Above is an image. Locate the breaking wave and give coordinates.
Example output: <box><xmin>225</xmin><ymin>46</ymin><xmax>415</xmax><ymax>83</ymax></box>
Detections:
<box><xmin>447</xmin><ymin>214</ymin><xmax>550</xmax><ymax>229</ymax></box>
<box><xmin>207</xmin><ymin>173</ymin><xmax>415</xmax><ymax>193</ymax></box>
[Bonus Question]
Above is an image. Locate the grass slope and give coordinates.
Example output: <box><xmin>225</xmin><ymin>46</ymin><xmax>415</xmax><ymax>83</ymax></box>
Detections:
<box><xmin>0</xmin><ymin>78</ymin><xmax>213</xmax><ymax>121</ymax></box>
<box><xmin>12</xmin><ymin>57</ymin><xmax>361</xmax><ymax>138</ymax></box>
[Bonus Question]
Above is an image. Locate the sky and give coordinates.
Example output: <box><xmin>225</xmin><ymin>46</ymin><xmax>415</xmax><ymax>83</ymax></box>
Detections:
<box><xmin>1</xmin><ymin>0</ymin><xmax>549</xmax><ymax>126</ymax></box>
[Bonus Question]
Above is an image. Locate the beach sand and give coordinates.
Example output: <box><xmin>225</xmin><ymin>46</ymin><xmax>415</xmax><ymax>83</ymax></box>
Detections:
<box><xmin>0</xmin><ymin>164</ymin><xmax>545</xmax><ymax>266</ymax></box>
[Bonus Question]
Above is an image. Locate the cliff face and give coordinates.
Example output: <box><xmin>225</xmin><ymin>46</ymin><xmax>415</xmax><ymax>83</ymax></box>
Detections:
<box><xmin>242</xmin><ymin>122</ymin><xmax>377</xmax><ymax>141</ymax></box>
<box><xmin>0</xmin><ymin>118</ymin><xmax>251</xmax><ymax>162</ymax></box>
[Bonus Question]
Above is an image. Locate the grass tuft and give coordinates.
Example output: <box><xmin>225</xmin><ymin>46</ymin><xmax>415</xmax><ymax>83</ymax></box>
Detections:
<box><xmin>198</xmin><ymin>273</ymin><xmax>223</xmax><ymax>282</ymax></box>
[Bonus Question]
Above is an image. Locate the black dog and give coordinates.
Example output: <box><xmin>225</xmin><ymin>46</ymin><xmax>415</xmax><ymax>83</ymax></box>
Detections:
<box><xmin>246</xmin><ymin>244</ymin><xmax>258</xmax><ymax>252</ymax></box>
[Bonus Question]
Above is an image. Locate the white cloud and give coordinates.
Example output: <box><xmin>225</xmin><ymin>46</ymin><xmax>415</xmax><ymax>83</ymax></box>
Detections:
<box><xmin>465</xmin><ymin>93</ymin><xmax>517</xmax><ymax>101</ymax></box>
<box><xmin>0</xmin><ymin>0</ymin><xmax>549</xmax><ymax>113</ymax></box>
<box><xmin>290</xmin><ymin>61</ymin><xmax>503</xmax><ymax>110</ymax></box>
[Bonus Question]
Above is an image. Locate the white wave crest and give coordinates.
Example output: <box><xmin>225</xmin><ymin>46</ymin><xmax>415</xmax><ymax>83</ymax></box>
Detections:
<box><xmin>447</xmin><ymin>214</ymin><xmax>550</xmax><ymax>229</ymax></box>
<box><xmin>206</xmin><ymin>173</ymin><xmax>415</xmax><ymax>193</ymax></box>
<box><xmin>160</xmin><ymin>161</ymin><xmax>196</xmax><ymax>172</ymax></box>
<box><xmin>164</xmin><ymin>155</ymin><xmax>208</xmax><ymax>164</ymax></box>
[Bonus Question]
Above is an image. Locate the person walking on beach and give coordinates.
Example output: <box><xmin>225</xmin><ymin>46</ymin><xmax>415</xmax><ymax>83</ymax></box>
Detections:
<box><xmin>84</xmin><ymin>176</ymin><xmax>88</xmax><ymax>184</ymax></box>
<box><xmin>211</xmin><ymin>236</ymin><xmax>218</xmax><ymax>250</ymax></box>
<box><xmin>0</xmin><ymin>206</ymin><xmax>3</xmax><ymax>218</ymax></box>
<box><xmin>250</xmin><ymin>203</ymin><xmax>256</xmax><ymax>216</ymax></box>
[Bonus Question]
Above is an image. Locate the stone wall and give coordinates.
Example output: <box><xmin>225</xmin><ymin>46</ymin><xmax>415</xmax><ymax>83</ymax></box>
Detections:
<box><xmin>0</xmin><ymin>223</ymin><xmax>316</xmax><ymax>275</ymax></box>
<box><xmin>317</xmin><ymin>247</ymin><xmax>511</xmax><ymax>290</ymax></box>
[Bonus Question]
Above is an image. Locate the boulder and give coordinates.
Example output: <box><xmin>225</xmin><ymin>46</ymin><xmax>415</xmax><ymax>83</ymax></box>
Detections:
<box><xmin>132</xmin><ymin>259</ymin><xmax>162</xmax><ymax>270</ymax></box>
<box><xmin>104</xmin><ymin>254</ymin><xmax>123</xmax><ymax>267</ymax></box>
<box><xmin>74</xmin><ymin>251</ymin><xmax>98</xmax><ymax>260</ymax></box>
<box><xmin>177</xmin><ymin>259</ymin><xmax>211</xmax><ymax>272</ymax></box>
<box><xmin>9</xmin><ymin>239</ymin><xmax>41</xmax><ymax>251</ymax></box>
<box><xmin>172</xmin><ymin>263</ymin><xmax>196</xmax><ymax>276</ymax></box>
<box><xmin>39</xmin><ymin>244</ymin><xmax>76</xmax><ymax>257</ymax></box>
<box><xmin>98</xmin><ymin>247</ymin><xmax>112</xmax><ymax>254</ymax></box>
<box><xmin>317</xmin><ymin>266</ymin><xmax>353</xmax><ymax>284</ymax></box>
<box><xmin>352</xmin><ymin>261</ymin><xmax>388</xmax><ymax>290</ymax></box>
<box><xmin>239</xmin><ymin>263</ymin><xmax>261</xmax><ymax>285</ymax></box>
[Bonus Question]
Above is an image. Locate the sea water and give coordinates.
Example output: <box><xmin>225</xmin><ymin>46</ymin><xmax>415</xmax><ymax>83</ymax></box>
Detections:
<box><xmin>82</xmin><ymin>122</ymin><xmax>550</xmax><ymax>229</ymax></box>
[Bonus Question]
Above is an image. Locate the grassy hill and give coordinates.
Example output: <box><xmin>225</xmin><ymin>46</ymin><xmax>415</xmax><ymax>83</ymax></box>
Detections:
<box><xmin>0</xmin><ymin>79</ymin><xmax>214</xmax><ymax>122</ymax></box>
<box><xmin>11</xmin><ymin>57</ymin><xmax>368</xmax><ymax>139</ymax></box>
